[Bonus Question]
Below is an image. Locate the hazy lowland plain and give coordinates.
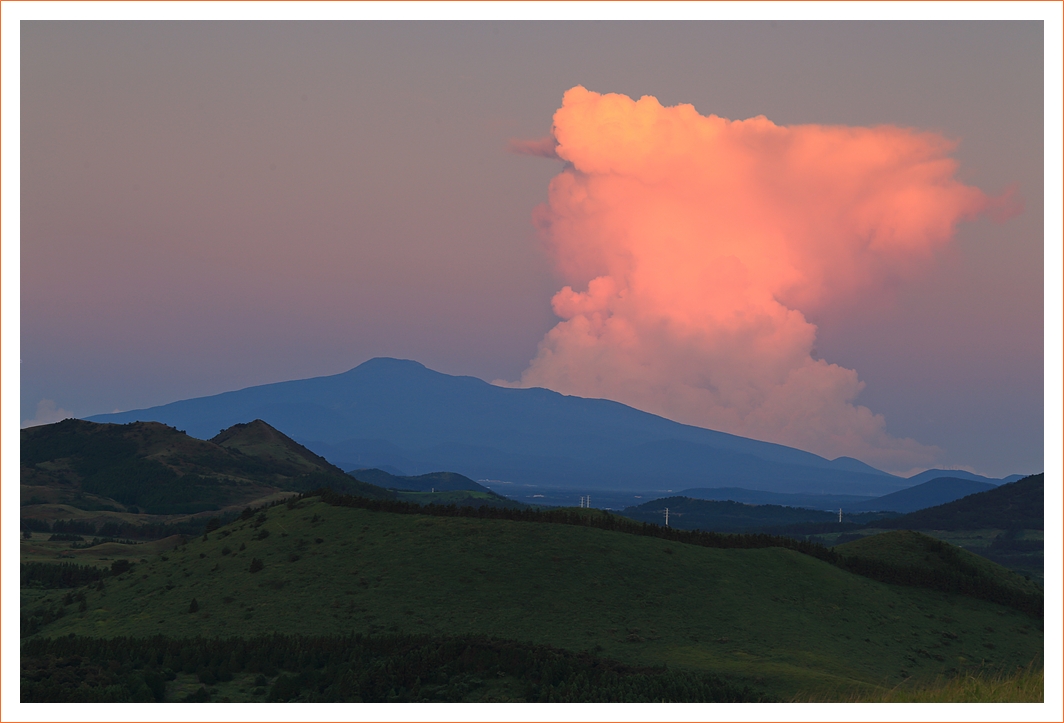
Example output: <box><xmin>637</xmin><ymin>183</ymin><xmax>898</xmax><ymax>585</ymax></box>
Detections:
<box><xmin>20</xmin><ymin>403</ymin><xmax>1043</xmax><ymax>703</ymax></box>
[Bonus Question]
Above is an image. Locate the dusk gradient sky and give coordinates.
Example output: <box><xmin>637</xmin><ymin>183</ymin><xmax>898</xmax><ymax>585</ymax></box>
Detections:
<box><xmin>17</xmin><ymin>19</ymin><xmax>1048</xmax><ymax>477</ymax></box>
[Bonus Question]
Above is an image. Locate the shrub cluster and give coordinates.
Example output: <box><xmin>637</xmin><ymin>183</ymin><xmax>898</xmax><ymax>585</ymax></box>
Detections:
<box><xmin>20</xmin><ymin>562</ymin><xmax>105</xmax><ymax>590</ymax></box>
<box><xmin>23</xmin><ymin>516</ymin><xmax>222</xmax><ymax>541</ymax></box>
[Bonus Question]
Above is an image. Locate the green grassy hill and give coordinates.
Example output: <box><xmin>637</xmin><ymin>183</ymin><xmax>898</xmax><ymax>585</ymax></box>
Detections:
<box><xmin>23</xmin><ymin>495</ymin><xmax>1042</xmax><ymax>700</ymax></box>
<box><xmin>821</xmin><ymin>474</ymin><xmax>1046</xmax><ymax>584</ymax></box>
<box><xmin>837</xmin><ymin>531</ymin><xmax>1039</xmax><ymax>594</ymax></box>
<box><xmin>21</xmin><ymin>419</ymin><xmax>393</xmax><ymax>519</ymax></box>
<box><xmin>835</xmin><ymin>531</ymin><xmax>1042</xmax><ymax>613</ymax></box>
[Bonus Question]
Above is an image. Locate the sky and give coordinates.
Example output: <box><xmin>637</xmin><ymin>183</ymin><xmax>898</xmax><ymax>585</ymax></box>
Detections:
<box><xmin>15</xmin><ymin>18</ymin><xmax>1050</xmax><ymax>477</ymax></box>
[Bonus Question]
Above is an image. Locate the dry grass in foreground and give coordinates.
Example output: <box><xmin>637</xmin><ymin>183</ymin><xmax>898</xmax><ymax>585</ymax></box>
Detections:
<box><xmin>799</xmin><ymin>665</ymin><xmax>1043</xmax><ymax>703</ymax></box>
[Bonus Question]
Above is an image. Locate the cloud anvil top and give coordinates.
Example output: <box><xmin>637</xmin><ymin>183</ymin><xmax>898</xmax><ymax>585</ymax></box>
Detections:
<box><xmin>505</xmin><ymin>86</ymin><xmax>1016</xmax><ymax>475</ymax></box>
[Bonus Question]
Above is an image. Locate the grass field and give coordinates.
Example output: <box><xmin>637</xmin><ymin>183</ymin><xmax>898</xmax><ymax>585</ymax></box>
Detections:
<box><xmin>20</xmin><ymin>490</ymin><xmax>296</xmax><ymax>531</ymax></box>
<box><xmin>819</xmin><ymin>664</ymin><xmax>1043</xmax><ymax>702</ymax></box>
<box><xmin>20</xmin><ymin>531</ymin><xmax>185</xmax><ymax>566</ymax></box>
<box><xmin>810</xmin><ymin>527</ymin><xmax>1044</xmax><ymax>586</ymax></box>
<box><xmin>834</xmin><ymin>530</ymin><xmax>1042</xmax><ymax>598</ymax></box>
<box><xmin>23</xmin><ymin>496</ymin><xmax>1043</xmax><ymax>700</ymax></box>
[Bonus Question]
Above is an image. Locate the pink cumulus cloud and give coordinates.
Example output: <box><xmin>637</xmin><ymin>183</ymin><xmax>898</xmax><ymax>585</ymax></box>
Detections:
<box><xmin>506</xmin><ymin>86</ymin><xmax>1016</xmax><ymax>474</ymax></box>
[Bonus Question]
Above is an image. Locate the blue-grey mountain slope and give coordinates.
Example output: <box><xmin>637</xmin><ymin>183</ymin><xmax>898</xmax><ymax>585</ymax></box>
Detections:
<box><xmin>89</xmin><ymin>357</ymin><xmax>913</xmax><ymax>495</ymax></box>
<box><xmin>875</xmin><ymin>474</ymin><xmax>1044</xmax><ymax>531</ymax></box>
<box><xmin>846</xmin><ymin>477</ymin><xmax>998</xmax><ymax>514</ymax></box>
<box><xmin>904</xmin><ymin>469</ymin><xmax>1017</xmax><ymax>486</ymax></box>
<box><xmin>350</xmin><ymin>468</ymin><xmax>490</xmax><ymax>494</ymax></box>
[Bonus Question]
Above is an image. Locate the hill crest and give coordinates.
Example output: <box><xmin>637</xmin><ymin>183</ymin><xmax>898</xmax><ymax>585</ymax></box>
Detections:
<box><xmin>21</xmin><ymin>418</ymin><xmax>393</xmax><ymax>516</ymax></box>
<box><xmin>210</xmin><ymin>419</ymin><xmax>346</xmax><ymax>476</ymax></box>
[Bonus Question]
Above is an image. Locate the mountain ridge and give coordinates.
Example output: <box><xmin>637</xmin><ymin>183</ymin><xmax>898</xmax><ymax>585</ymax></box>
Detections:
<box><xmin>20</xmin><ymin>418</ymin><xmax>394</xmax><ymax>516</ymax></box>
<box><xmin>350</xmin><ymin>468</ymin><xmax>491</xmax><ymax>494</ymax></box>
<box><xmin>875</xmin><ymin>474</ymin><xmax>1044</xmax><ymax>531</ymax></box>
<box><xmin>84</xmin><ymin>357</ymin><xmax>1018</xmax><ymax>497</ymax></box>
<box><xmin>846</xmin><ymin>477</ymin><xmax>998</xmax><ymax>514</ymax></box>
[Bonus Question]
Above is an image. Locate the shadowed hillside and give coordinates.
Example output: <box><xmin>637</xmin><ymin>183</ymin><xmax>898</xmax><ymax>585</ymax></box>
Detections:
<box><xmin>21</xmin><ymin>419</ymin><xmax>394</xmax><ymax>518</ymax></box>
<box><xmin>848</xmin><ymin>477</ymin><xmax>998</xmax><ymax>513</ymax></box>
<box><xmin>835</xmin><ymin>530</ymin><xmax>1042</xmax><ymax>615</ymax></box>
<box><xmin>876</xmin><ymin>474</ymin><xmax>1043</xmax><ymax>531</ymax></box>
<box><xmin>351</xmin><ymin>468</ymin><xmax>488</xmax><ymax>493</ymax></box>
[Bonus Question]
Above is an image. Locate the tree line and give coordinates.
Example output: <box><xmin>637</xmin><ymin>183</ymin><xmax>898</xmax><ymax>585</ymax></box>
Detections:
<box><xmin>21</xmin><ymin>560</ymin><xmax>140</xmax><ymax>637</ymax></box>
<box><xmin>22</xmin><ymin>515</ymin><xmax>227</xmax><ymax>540</ymax></box>
<box><xmin>839</xmin><ymin>536</ymin><xmax>1043</xmax><ymax>618</ymax></box>
<box><xmin>21</xmin><ymin>632</ymin><xmax>768</xmax><ymax>703</ymax></box>
<box><xmin>309</xmin><ymin>488</ymin><xmax>1043</xmax><ymax>618</ymax></box>
<box><xmin>312</xmin><ymin>487</ymin><xmax>842</xmax><ymax>561</ymax></box>
<box><xmin>21</xmin><ymin>562</ymin><xmax>107</xmax><ymax>590</ymax></box>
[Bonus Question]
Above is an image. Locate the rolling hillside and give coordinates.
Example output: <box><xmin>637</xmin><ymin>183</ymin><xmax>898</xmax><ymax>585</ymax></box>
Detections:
<box><xmin>86</xmin><ymin>358</ymin><xmax>913</xmax><ymax>496</ymax></box>
<box><xmin>22</xmin><ymin>493</ymin><xmax>1043</xmax><ymax>701</ymax></box>
<box><xmin>835</xmin><ymin>531</ymin><xmax>1041</xmax><ymax>599</ymax></box>
<box><xmin>876</xmin><ymin>474</ymin><xmax>1043</xmax><ymax>531</ymax></box>
<box><xmin>789</xmin><ymin>476</ymin><xmax>1047</xmax><ymax>585</ymax></box>
<box><xmin>847</xmin><ymin>477</ymin><xmax>998</xmax><ymax>514</ymax></box>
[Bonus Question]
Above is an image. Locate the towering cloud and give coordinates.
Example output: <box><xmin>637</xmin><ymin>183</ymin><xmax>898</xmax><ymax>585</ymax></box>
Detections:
<box><xmin>509</xmin><ymin>86</ymin><xmax>1012</xmax><ymax>473</ymax></box>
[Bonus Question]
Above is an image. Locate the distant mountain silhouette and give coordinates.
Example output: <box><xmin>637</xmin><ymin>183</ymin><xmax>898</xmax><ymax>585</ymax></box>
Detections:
<box><xmin>87</xmin><ymin>358</ymin><xmax>930</xmax><ymax>496</ymax></box>
<box><xmin>876</xmin><ymin>474</ymin><xmax>1044</xmax><ymax>531</ymax></box>
<box><xmin>903</xmin><ymin>468</ymin><xmax>1018</xmax><ymax>486</ymax></box>
<box><xmin>678</xmin><ymin>487</ymin><xmax>873</xmax><ymax>511</ymax></box>
<box><xmin>350</xmin><ymin>468</ymin><xmax>490</xmax><ymax>494</ymax></box>
<box><xmin>847</xmin><ymin>477</ymin><xmax>998</xmax><ymax>514</ymax></box>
